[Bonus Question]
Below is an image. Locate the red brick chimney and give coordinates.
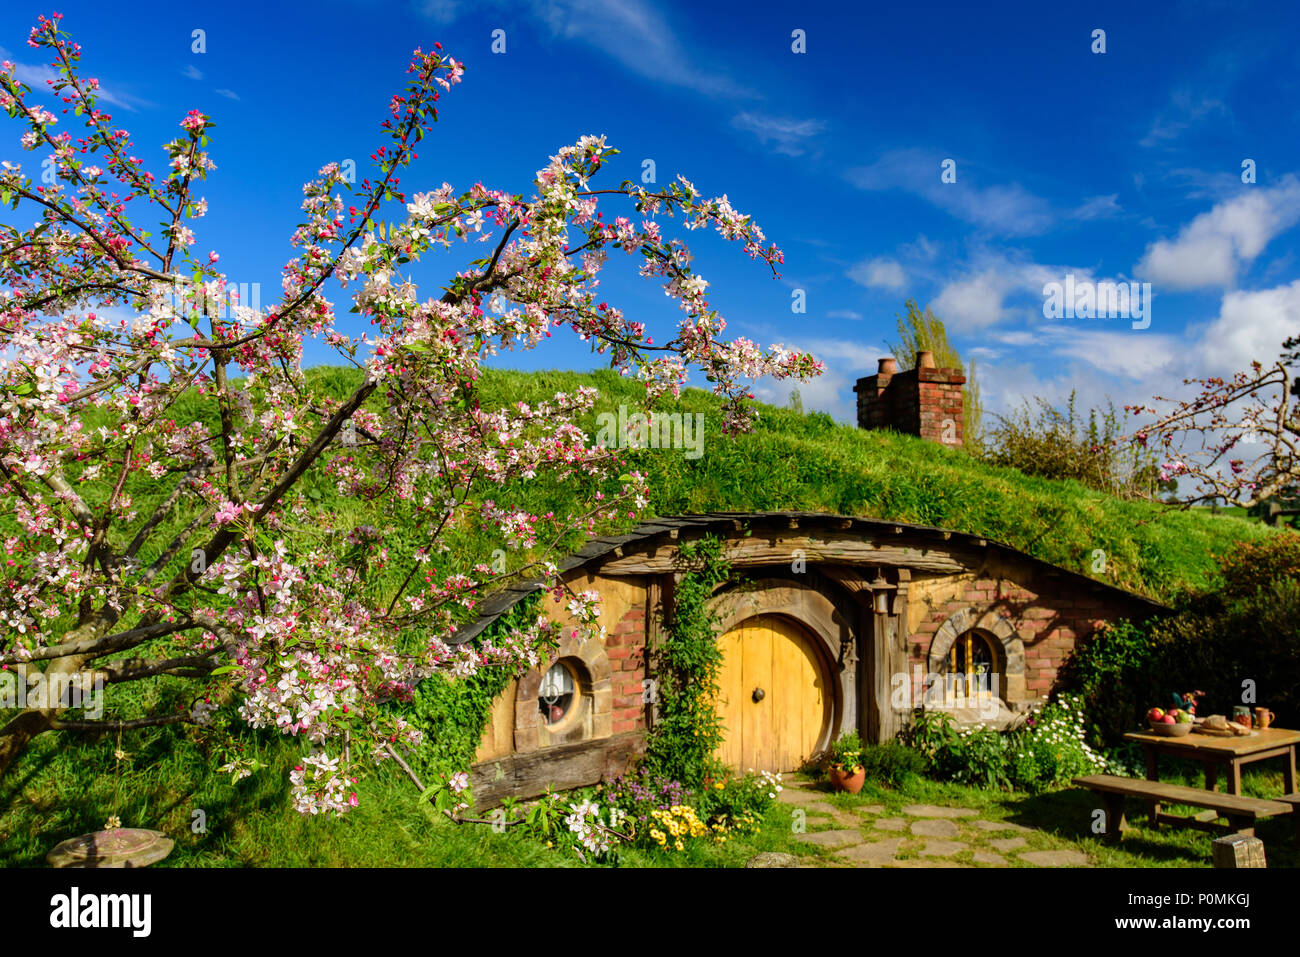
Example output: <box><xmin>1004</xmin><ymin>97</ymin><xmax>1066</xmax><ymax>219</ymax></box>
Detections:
<box><xmin>853</xmin><ymin>352</ymin><xmax>966</xmax><ymax>446</ymax></box>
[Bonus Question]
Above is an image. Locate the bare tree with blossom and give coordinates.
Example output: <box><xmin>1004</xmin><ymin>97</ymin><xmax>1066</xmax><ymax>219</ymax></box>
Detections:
<box><xmin>1128</xmin><ymin>337</ymin><xmax>1298</xmax><ymax>510</ymax></box>
<box><xmin>0</xmin><ymin>14</ymin><xmax>822</xmax><ymax>811</ymax></box>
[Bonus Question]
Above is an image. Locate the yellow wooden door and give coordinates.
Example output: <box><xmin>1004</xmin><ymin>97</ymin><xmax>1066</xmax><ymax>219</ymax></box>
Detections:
<box><xmin>715</xmin><ymin>615</ymin><xmax>830</xmax><ymax>772</ymax></box>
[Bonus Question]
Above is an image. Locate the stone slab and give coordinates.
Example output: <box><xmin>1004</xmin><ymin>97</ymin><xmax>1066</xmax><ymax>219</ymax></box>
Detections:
<box><xmin>901</xmin><ymin>804</ymin><xmax>977</xmax><ymax>818</ymax></box>
<box><xmin>989</xmin><ymin>836</ymin><xmax>1027</xmax><ymax>853</ymax></box>
<box><xmin>971</xmin><ymin>819</ymin><xmax>1032</xmax><ymax>833</ymax></box>
<box><xmin>920</xmin><ymin>839</ymin><xmax>969</xmax><ymax>857</ymax></box>
<box><xmin>836</xmin><ymin>838</ymin><xmax>904</xmax><ymax>866</ymax></box>
<box><xmin>873</xmin><ymin>817</ymin><xmax>907</xmax><ymax>832</ymax></box>
<box><xmin>910</xmin><ymin>818</ymin><xmax>960</xmax><ymax>838</ymax></box>
<box><xmin>1018</xmin><ymin>849</ymin><xmax>1091</xmax><ymax>867</ymax></box>
<box><xmin>794</xmin><ymin>829</ymin><xmax>861</xmax><ymax>849</ymax></box>
<box><xmin>971</xmin><ymin>851</ymin><xmax>1004</xmax><ymax>865</ymax></box>
<box><xmin>746</xmin><ymin>852</ymin><xmax>799</xmax><ymax>868</ymax></box>
<box><xmin>888</xmin><ymin>859</ymin><xmax>971</xmax><ymax>868</ymax></box>
<box><xmin>778</xmin><ymin>788</ymin><xmax>832</xmax><ymax>806</ymax></box>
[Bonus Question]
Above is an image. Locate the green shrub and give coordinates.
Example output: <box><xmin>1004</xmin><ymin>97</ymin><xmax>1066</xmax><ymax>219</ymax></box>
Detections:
<box><xmin>900</xmin><ymin>696</ymin><xmax>1120</xmax><ymax>792</ymax></box>
<box><xmin>982</xmin><ymin>391</ymin><xmax>1164</xmax><ymax>499</ymax></box>
<box><xmin>1006</xmin><ymin>695</ymin><xmax>1124</xmax><ymax>791</ymax></box>
<box><xmin>858</xmin><ymin>741</ymin><xmax>926</xmax><ymax>787</ymax></box>
<box><xmin>1058</xmin><ymin>535</ymin><xmax>1300</xmax><ymax>742</ymax></box>
<box><xmin>641</xmin><ymin>537</ymin><xmax>730</xmax><ymax>789</ymax></box>
<box><xmin>1056</xmin><ymin>619</ymin><xmax>1161</xmax><ymax>748</ymax></box>
<box><xmin>397</xmin><ymin>592</ymin><xmax>542</xmax><ymax>787</ymax></box>
<box><xmin>900</xmin><ymin>710</ymin><xmax>1011</xmax><ymax>789</ymax></box>
<box><xmin>1211</xmin><ymin>534</ymin><xmax>1300</xmax><ymax>604</ymax></box>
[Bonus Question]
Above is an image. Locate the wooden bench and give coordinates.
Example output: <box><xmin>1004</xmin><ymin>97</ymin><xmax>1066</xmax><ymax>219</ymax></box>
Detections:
<box><xmin>1073</xmin><ymin>774</ymin><xmax>1294</xmax><ymax>843</ymax></box>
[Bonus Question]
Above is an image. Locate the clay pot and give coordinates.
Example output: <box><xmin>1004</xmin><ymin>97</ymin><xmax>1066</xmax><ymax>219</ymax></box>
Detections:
<box><xmin>828</xmin><ymin>765</ymin><xmax>866</xmax><ymax>794</ymax></box>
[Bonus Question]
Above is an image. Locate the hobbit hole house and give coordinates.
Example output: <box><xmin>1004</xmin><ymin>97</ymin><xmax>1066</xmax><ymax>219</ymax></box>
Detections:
<box><xmin>460</xmin><ymin>512</ymin><xmax>1162</xmax><ymax>806</ymax></box>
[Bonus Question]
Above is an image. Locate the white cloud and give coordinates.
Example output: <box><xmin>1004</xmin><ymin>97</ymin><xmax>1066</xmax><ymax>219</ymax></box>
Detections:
<box><xmin>215</xmin><ymin>89</ymin><xmax>240</xmax><ymax>100</ymax></box>
<box><xmin>847</xmin><ymin>257</ymin><xmax>905</xmax><ymax>290</ymax></box>
<box><xmin>1037</xmin><ymin>325</ymin><xmax>1181</xmax><ymax>380</ymax></box>
<box><xmin>437</xmin><ymin>0</ymin><xmax>753</xmax><ymax>98</ymax></box>
<box><xmin>930</xmin><ymin>258</ymin><xmax>1063</xmax><ymax>330</ymax></box>
<box><xmin>1141</xmin><ymin>93</ymin><xmax>1228</xmax><ymax>148</ymax></box>
<box><xmin>1135</xmin><ymin>177</ymin><xmax>1300</xmax><ymax>289</ymax></box>
<box><xmin>730</xmin><ymin>112</ymin><xmax>825</xmax><ymax>156</ymax></box>
<box><xmin>0</xmin><ymin>46</ymin><xmax>152</xmax><ymax>111</ymax></box>
<box><xmin>182</xmin><ymin>64</ymin><xmax>203</xmax><ymax>80</ymax></box>
<box><xmin>1069</xmin><ymin>194</ymin><xmax>1121</xmax><ymax>220</ymax></box>
<box><xmin>1200</xmin><ymin>278</ymin><xmax>1300</xmax><ymax>374</ymax></box>
<box><xmin>845</xmin><ymin>149</ymin><xmax>1056</xmax><ymax>236</ymax></box>
<box><xmin>826</xmin><ymin>309</ymin><xmax>863</xmax><ymax>321</ymax></box>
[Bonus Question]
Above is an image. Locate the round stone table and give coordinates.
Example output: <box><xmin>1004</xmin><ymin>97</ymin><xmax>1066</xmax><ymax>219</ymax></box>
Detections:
<box><xmin>47</xmin><ymin>828</ymin><xmax>174</xmax><ymax>868</ymax></box>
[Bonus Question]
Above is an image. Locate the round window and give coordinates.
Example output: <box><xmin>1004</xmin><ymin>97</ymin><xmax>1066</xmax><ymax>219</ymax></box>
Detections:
<box><xmin>538</xmin><ymin>660</ymin><xmax>577</xmax><ymax>726</ymax></box>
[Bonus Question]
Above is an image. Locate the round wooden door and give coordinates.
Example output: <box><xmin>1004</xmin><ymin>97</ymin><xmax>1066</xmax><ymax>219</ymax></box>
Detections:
<box><xmin>715</xmin><ymin>615</ymin><xmax>831</xmax><ymax>772</ymax></box>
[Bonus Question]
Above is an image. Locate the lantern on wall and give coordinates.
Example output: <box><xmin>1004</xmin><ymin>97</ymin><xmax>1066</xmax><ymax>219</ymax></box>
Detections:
<box><xmin>869</xmin><ymin>569</ymin><xmax>897</xmax><ymax>615</ymax></box>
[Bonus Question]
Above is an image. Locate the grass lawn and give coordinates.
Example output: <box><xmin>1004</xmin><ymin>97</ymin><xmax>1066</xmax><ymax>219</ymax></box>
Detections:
<box><xmin>4</xmin><ymin>714</ymin><xmax>1293</xmax><ymax>867</ymax></box>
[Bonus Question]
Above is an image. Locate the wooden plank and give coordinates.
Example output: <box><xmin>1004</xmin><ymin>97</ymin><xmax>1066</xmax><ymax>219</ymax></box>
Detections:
<box><xmin>469</xmin><ymin>731</ymin><xmax>647</xmax><ymax>809</ymax></box>
<box><xmin>597</xmin><ymin>537</ymin><xmax>970</xmax><ymax>576</ymax></box>
<box><xmin>741</xmin><ymin>617</ymin><xmax>770</xmax><ymax>771</ymax></box>
<box><xmin>772</xmin><ymin>616</ymin><xmax>797</xmax><ymax>771</ymax></box>
<box><xmin>1072</xmin><ymin>775</ymin><xmax>1292</xmax><ymax>816</ymax></box>
<box><xmin>716</xmin><ymin>624</ymin><xmax>743</xmax><ymax>771</ymax></box>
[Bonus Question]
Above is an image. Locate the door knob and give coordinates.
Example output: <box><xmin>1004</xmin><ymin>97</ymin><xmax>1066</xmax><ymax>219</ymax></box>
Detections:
<box><xmin>752</xmin><ymin>687</ymin><xmax>765</xmax><ymax>703</ymax></box>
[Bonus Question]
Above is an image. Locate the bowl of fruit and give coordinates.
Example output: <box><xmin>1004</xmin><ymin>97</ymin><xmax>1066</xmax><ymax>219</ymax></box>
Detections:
<box><xmin>1147</xmin><ymin>707</ymin><xmax>1194</xmax><ymax>736</ymax></box>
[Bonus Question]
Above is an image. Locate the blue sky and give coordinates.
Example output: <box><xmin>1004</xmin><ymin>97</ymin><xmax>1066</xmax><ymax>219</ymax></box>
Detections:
<box><xmin>3</xmin><ymin>0</ymin><xmax>1298</xmax><ymax>422</ymax></box>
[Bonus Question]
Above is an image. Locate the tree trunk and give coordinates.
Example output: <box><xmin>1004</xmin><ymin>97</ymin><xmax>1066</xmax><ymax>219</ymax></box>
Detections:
<box><xmin>0</xmin><ymin>708</ymin><xmax>52</xmax><ymax>781</ymax></box>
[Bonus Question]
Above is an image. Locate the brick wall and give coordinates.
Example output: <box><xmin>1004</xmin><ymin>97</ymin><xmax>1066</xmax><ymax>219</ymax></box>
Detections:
<box><xmin>854</xmin><ymin>352</ymin><xmax>965</xmax><ymax>447</ymax></box>
<box><xmin>907</xmin><ymin>574</ymin><xmax>1150</xmax><ymax>699</ymax></box>
<box><xmin>607</xmin><ymin>604</ymin><xmax>647</xmax><ymax>735</ymax></box>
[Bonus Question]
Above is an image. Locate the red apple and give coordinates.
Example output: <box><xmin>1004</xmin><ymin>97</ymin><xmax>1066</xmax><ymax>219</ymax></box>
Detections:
<box><xmin>1162</xmin><ymin>714</ymin><xmax>1176</xmax><ymax>724</ymax></box>
<box><xmin>1147</xmin><ymin>708</ymin><xmax>1165</xmax><ymax>722</ymax></box>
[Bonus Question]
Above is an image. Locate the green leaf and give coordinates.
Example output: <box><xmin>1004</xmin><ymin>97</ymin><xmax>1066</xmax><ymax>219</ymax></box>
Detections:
<box><xmin>209</xmin><ymin>665</ymin><xmax>241</xmax><ymax>676</ymax></box>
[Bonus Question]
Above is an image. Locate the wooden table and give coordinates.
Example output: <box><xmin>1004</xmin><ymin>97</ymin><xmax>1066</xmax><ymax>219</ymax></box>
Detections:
<box><xmin>1124</xmin><ymin>727</ymin><xmax>1300</xmax><ymax>796</ymax></box>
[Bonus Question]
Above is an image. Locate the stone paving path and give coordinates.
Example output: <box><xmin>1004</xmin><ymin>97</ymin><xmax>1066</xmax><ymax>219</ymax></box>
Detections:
<box><xmin>779</xmin><ymin>781</ymin><xmax>1092</xmax><ymax>868</ymax></box>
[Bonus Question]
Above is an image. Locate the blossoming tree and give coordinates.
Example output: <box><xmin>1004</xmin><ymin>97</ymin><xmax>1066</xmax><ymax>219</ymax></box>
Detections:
<box><xmin>1128</xmin><ymin>337</ymin><xmax>1297</xmax><ymax>510</ymax></box>
<box><xmin>0</xmin><ymin>14</ymin><xmax>822</xmax><ymax>813</ymax></box>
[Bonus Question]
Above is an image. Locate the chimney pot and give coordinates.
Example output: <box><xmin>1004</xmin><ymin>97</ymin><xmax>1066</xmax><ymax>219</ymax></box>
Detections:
<box><xmin>878</xmin><ymin>357</ymin><xmax>898</xmax><ymax>375</ymax></box>
<box><xmin>916</xmin><ymin>350</ymin><xmax>936</xmax><ymax>369</ymax></box>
